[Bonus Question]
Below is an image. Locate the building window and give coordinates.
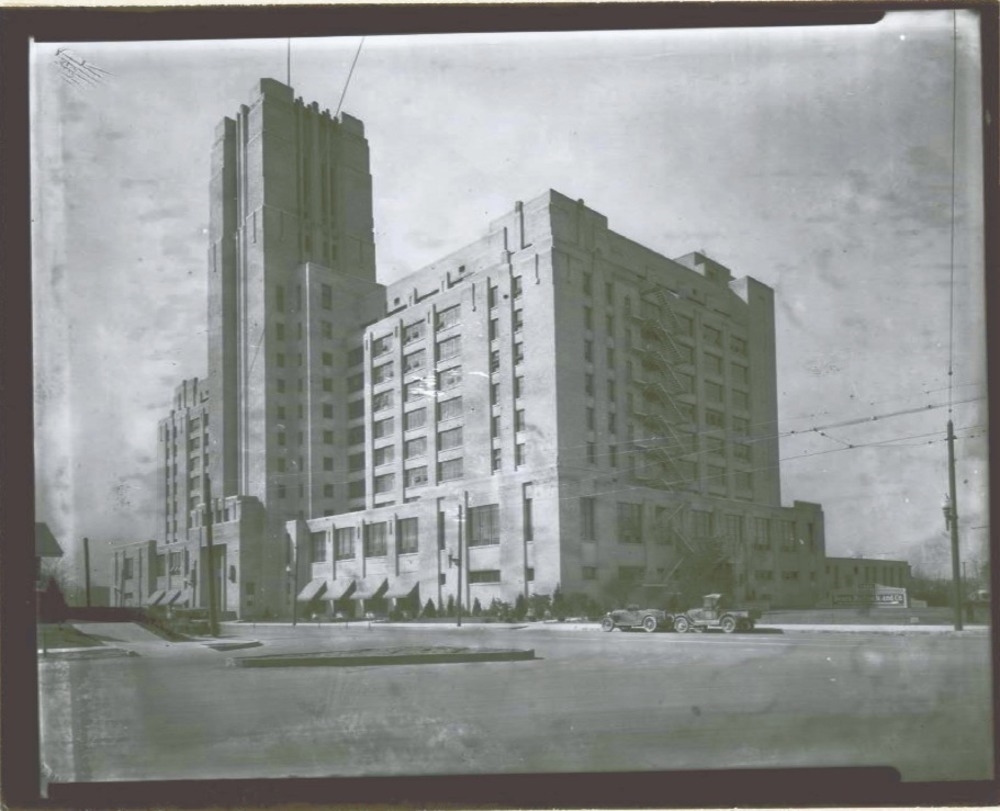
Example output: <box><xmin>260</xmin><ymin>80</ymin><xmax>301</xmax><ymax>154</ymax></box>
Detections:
<box><xmin>608</xmin><ymin>412</ymin><xmax>617</xmax><ymax>434</ymax></box>
<box><xmin>491</xmin><ymin>414</ymin><xmax>500</xmax><ymax>438</ymax></box>
<box><xmin>730</xmin><ymin>335</ymin><xmax>748</xmax><ymax>355</ymax></box>
<box><xmin>515</xmin><ymin>409</ymin><xmax>526</xmax><ymax>432</ymax></box>
<box><xmin>365</xmin><ymin>523</ymin><xmax>388</xmax><ymax>557</ymax></box>
<box><xmin>169</xmin><ymin>551</ymin><xmax>183</xmax><ymax>575</ymax></box>
<box><xmin>489</xmin><ymin>350</ymin><xmax>501</xmax><ymax>373</ymax></box>
<box><xmin>513</xmin><ymin>309</ymin><xmax>524</xmax><ymax>332</ymax></box>
<box><xmin>587</xmin><ymin>442</ymin><xmax>596</xmax><ymax>464</ymax></box>
<box><xmin>438</xmin><ymin>366</ymin><xmax>462</xmax><ymax>391</ymax></box>
<box><xmin>706</xmin><ymin>409</ymin><xmax>725</xmax><ymax>428</ymax></box>
<box><xmin>617</xmin><ymin>502</ymin><xmax>643</xmax><ymax>544</ymax></box>
<box><xmin>515</xmin><ymin>443</ymin><xmax>526</xmax><ymax>466</ymax></box>
<box><xmin>372</xmin><ymin>390</ymin><xmax>393</xmax><ymax>412</ymax></box>
<box><xmin>402</xmin><ymin>321</ymin><xmax>425</xmax><ymax>345</ymax></box>
<box><xmin>491</xmin><ymin>448</ymin><xmax>502</xmax><ymax>472</ymax></box>
<box><xmin>732</xmin><ymin>390</ymin><xmax>749</xmax><ymax>410</ymax></box>
<box><xmin>781</xmin><ymin>520</ymin><xmax>797</xmax><ymax>551</ymax></box>
<box><xmin>399</xmin><ymin>517</ymin><xmax>419</xmax><ymax>553</ymax></box>
<box><xmin>276</xmin><ymin>378</ymin><xmax>286</xmax><ymax>393</ymax></box>
<box><xmin>585</xmin><ymin>374</ymin><xmax>594</xmax><ymax>396</ymax></box>
<box><xmin>322</xmin><ymin>321</ymin><xmax>333</xmax><ymax>339</ymax></box>
<box><xmin>348</xmin><ymin>373</ymin><xmax>364</xmax><ymax>392</ymax></box>
<box><xmin>405</xmin><ymin>408</ymin><xmax>427</xmax><ymax>431</ymax></box>
<box><xmin>604</xmin><ymin>281</ymin><xmax>614</xmax><ymax>303</ymax></box>
<box><xmin>490</xmin><ymin>382</ymin><xmax>500</xmax><ymax>406</ymax></box>
<box><xmin>323</xmin><ymin>430</ymin><xmax>334</xmax><ymax>444</ymax></box>
<box><xmin>513</xmin><ymin>343</ymin><xmax>525</xmax><ymax>365</ymax></box>
<box><xmin>372</xmin><ymin>335</ymin><xmax>392</xmax><ymax>357</ymax></box>
<box><xmin>348</xmin><ymin>480</ymin><xmax>366</xmax><ymax>499</ymax></box>
<box><xmin>514</xmin><ymin>376</ymin><xmax>524</xmax><ymax>399</ymax></box>
<box><xmin>606</xmin><ymin>347</ymin><xmax>616</xmax><ymax>368</ymax></box>
<box><xmin>583</xmin><ymin>306</ymin><xmax>593</xmax><ymax>331</ymax></box>
<box><xmin>275</xmin><ymin>284</ymin><xmax>285</xmax><ymax>311</ymax></box>
<box><xmin>580</xmin><ymin>496</ymin><xmax>597</xmax><ymax>541</ymax></box>
<box><xmin>586</xmin><ymin>407</ymin><xmax>595</xmax><ymax>430</ymax></box>
<box><xmin>523</xmin><ymin>484</ymin><xmax>534</xmax><ymax>541</ymax></box>
<box><xmin>725</xmin><ymin>514</ymin><xmax>744</xmax><ymax>544</ymax></box>
<box><xmin>489</xmin><ymin>318</ymin><xmax>499</xmax><ymax>341</ymax></box>
<box><xmin>677</xmin><ymin>314</ymin><xmax>694</xmax><ymax>337</ymax></box>
<box><xmin>469</xmin><ymin>569</ymin><xmax>501</xmax><ymax>584</ymax></box>
<box><xmin>348</xmin><ymin>426</ymin><xmax>365</xmax><ymax>445</ymax></box>
<box><xmin>276</xmin><ymin>353</ymin><xmax>286</xmax><ymax>368</ymax></box>
<box><xmin>404</xmin><ymin>381</ymin><xmax>425</xmax><ymax>402</ymax></box>
<box><xmin>334</xmin><ymin>527</ymin><xmax>355</xmax><ymax>559</ymax></box>
<box><xmin>405</xmin><ymin>466</ymin><xmax>428</xmax><ymax>488</ymax></box>
<box><xmin>324</xmin><ymin>484</ymin><xmax>334</xmax><ymax>498</ymax></box>
<box><xmin>692</xmin><ymin>509</ymin><xmax>714</xmax><ymax>538</ymax></box>
<box><xmin>276</xmin><ymin>457</ymin><xmax>287</xmax><ymax>473</ymax></box>
<box><xmin>731</xmin><ymin>363</ymin><xmax>749</xmax><ymax>385</ymax></box>
<box><xmin>436</xmin><ymin>304</ymin><xmax>461</xmax><ymax>331</ymax></box>
<box><xmin>405</xmin><ymin>437</ymin><xmax>427</xmax><ymax>459</ymax></box>
<box><xmin>584</xmin><ymin>340</ymin><xmax>593</xmax><ymax>362</ymax></box>
<box><xmin>609</xmin><ymin>444</ymin><xmax>617</xmax><ymax>468</ymax></box>
<box><xmin>322</xmin><ymin>351</ymin><xmax>334</xmax><ymax>367</ymax></box>
<box><xmin>437</xmin><ymin>397</ymin><xmax>463</xmax><ymax>422</ymax></box>
<box><xmin>323</xmin><ymin>403</ymin><xmax>334</xmax><ymax>419</ymax></box>
<box><xmin>438</xmin><ymin>458</ymin><xmax>463</xmax><ymax>481</ymax></box>
<box><xmin>373</xmin><ymin>417</ymin><xmax>394</xmax><ymax>439</ymax></box>
<box><xmin>323</xmin><ymin>457</ymin><xmax>334</xmax><ymax>472</ymax></box>
<box><xmin>512</xmin><ymin>276</ymin><xmax>523</xmax><ymax>299</ymax></box>
<box><xmin>753</xmin><ymin>517</ymin><xmax>771</xmax><ymax>551</ymax></box>
<box><xmin>582</xmin><ymin>566</ymin><xmax>598</xmax><ymax>581</ymax></box>
<box><xmin>374</xmin><ymin>473</ymin><xmax>395</xmax><ymax>494</ymax></box>
<box><xmin>705</xmin><ymin>381</ymin><xmax>724</xmax><ymax>402</ymax></box>
<box><xmin>469</xmin><ymin>504</ymin><xmax>500</xmax><ymax>546</ymax></box>
<box><xmin>438</xmin><ymin>426</ymin><xmax>463</xmax><ymax>451</ymax></box>
<box><xmin>403</xmin><ymin>349</ymin><xmax>426</xmax><ymax>373</ymax></box>
<box><xmin>583</xmin><ymin>273</ymin><xmax>592</xmax><ymax>296</ymax></box>
<box><xmin>488</xmin><ymin>284</ymin><xmax>499</xmax><ymax>309</ymax></box>
<box><xmin>618</xmin><ymin>566</ymin><xmax>644</xmax><ymax>583</ymax></box>
<box><xmin>705</xmin><ymin>353</ymin><xmax>723</xmax><ymax>375</ymax></box>
<box><xmin>373</xmin><ymin>445</ymin><xmax>395</xmax><ymax>467</ymax></box>
<box><xmin>311</xmin><ymin>531</ymin><xmax>327</xmax><ymax>563</ymax></box>
<box><xmin>321</xmin><ymin>283</ymin><xmax>332</xmax><ymax>310</ymax></box>
<box><xmin>275</xmin><ymin>322</ymin><xmax>285</xmax><ymax>341</ymax></box>
<box><xmin>436</xmin><ymin>336</ymin><xmax>461</xmax><ymax>362</ymax></box>
<box><xmin>372</xmin><ymin>362</ymin><xmax>394</xmax><ymax>385</ymax></box>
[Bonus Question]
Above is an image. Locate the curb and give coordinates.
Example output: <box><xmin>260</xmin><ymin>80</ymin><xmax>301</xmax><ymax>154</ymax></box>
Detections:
<box><xmin>230</xmin><ymin>648</ymin><xmax>535</xmax><ymax>668</ymax></box>
<box><xmin>38</xmin><ymin>646</ymin><xmax>137</xmax><ymax>659</ymax></box>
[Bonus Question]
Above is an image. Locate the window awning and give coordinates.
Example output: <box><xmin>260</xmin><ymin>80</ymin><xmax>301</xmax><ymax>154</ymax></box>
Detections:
<box><xmin>350</xmin><ymin>577</ymin><xmax>388</xmax><ymax>600</ymax></box>
<box><xmin>145</xmin><ymin>589</ymin><xmax>166</xmax><ymax>606</ymax></box>
<box><xmin>162</xmin><ymin>589</ymin><xmax>183</xmax><ymax>605</ymax></box>
<box><xmin>385</xmin><ymin>575</ymin><xmax>420</xmax><ymax>599</ymax></box>
<box><xmin>325</xmin><ymin>578</ymin><xmax>357</xmax><ymax>601</ymax></box>
<box><xmin>296</xmin><ymin>577</ymin><xmax>328</xmax><ymax>603</ymax></box>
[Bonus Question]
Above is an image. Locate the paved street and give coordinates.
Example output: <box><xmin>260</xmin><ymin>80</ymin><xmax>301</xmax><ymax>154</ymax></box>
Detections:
<box><xmin>39</xmin><ymin>623</ymin><xmax>992</xmax><ymax>785</ymax></box>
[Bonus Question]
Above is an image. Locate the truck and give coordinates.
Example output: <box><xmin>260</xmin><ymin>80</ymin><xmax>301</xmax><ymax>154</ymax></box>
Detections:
<box><xmin>672</xmin><ymin>593</ymin><xmax>760</xmax><ymax>634</ymax></box>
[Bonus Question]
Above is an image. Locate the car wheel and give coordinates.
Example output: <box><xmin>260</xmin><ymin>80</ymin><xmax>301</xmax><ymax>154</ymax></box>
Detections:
<box><xmin>673</xmin><ymin>616</ymin><xmax>690</xmax><ymax>634</ymax></box>
<box><xmin>601</xmin><ymin>617</ymin><xmax>616</xmax><ymax>632</ymax></box>
<box><xmin>642</xmin><ymin>616</ymin><xmax>658</xmax><ymax>633</ymax></box>
<box><xmin>720</xmin><ymin>616</ymin><xmax>737</xmax><ymax>634</ymax></box>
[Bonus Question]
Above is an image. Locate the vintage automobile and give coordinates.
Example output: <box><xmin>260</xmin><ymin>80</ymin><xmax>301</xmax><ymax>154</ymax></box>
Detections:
<box><xmin>672</xmin><ymin>593</ymin><xmax>760</xmax><ymax>633</ymax></box>
<box><xmin>602</xmin><ymin>605</ymin><xmax>674</xmax><ymax>633</ymax></box>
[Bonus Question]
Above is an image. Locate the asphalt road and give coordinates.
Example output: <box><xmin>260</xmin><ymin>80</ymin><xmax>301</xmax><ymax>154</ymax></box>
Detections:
<box><xmin>39</xmin><ymin>623</ymin><xmax>992</xmax><ymax>784</ymax></box>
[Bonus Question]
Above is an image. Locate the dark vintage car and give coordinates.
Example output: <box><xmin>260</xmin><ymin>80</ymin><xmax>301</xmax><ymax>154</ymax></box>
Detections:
<box><xmin>602</xmin><ymin>605</ymin><xmax>674</xmax><ymax>633</ymax></box>
<box><xmin>672</xmin><ymin>593</ymin><xmax>760</xmax><ymax>633</ymax></box>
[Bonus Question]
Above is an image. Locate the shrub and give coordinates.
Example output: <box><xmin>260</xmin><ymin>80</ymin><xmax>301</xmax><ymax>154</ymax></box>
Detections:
<box><xmin>422</xmin><ymin>598</ymin><xmax>438</xmax><ymax>618</ymax></box>
<box><xmin>446</xmin><ymin>595</ymin><xmax>456</xmax><ymax>617</ymax></box>
<box><xmin>472</xmin><ymin>597</ymin><xmax>483</xmax><ymax>617</ymax></box>
<box><xmin>514</xmin><ymin>593</ymin><xmax>527</xmax><ymax>621</ymax></box>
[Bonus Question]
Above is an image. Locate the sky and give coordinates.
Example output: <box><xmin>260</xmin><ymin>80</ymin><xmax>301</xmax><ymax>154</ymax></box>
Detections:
<box><xmin>31</xmin><ymin>11</ymin><xmax>988</xmax><ymax>584</ymax></box>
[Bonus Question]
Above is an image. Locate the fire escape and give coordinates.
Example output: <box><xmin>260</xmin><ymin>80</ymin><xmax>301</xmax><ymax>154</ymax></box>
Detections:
<box><xmin>628</xmin><ymin>287</ymin><xmax>695</xmax><ymax>491</ymax></box>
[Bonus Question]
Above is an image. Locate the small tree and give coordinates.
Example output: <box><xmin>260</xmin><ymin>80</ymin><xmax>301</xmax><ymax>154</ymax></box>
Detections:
<box><xmin>446</xmin><ymin>595</ymin><xmax>456</xmax><ymax>617</ymax></box>
<box><xmin>422</xmin><ymin>598</ymin><xmax>438</xmax><ymax>618</ymax></box>
<box><xmin>514</xmin><ymin>593</ymin><xmax>527</xmax><ymax>620</ymax></box>
<box><xmin>552</xmin><ymin>584</ymin><xmax>566</xmax><ymax>620</ymax></box>
<box><xmin>472</xmin><ymin>597</ymin><xmax>483</xmax><ymax>617</ymax></box>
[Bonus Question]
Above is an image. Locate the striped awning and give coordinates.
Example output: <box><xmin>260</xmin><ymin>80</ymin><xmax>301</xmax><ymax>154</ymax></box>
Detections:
<box><xmin>385</xmin><ymin>575</ymin><xmax>420</xmax><ymax>599</ymax></box>
<box><xmin>145</xmin><ymin>589</ymin><xmax>166</xmax><ymax>606</ymax></box>
<box><xmin>350</xmin><ymin>577</ymin><xmax>388</xmax><ymax>601</ymax></box>
<box><xmin>325</xmin><ymin>579</ymin><xmax>357</xmax><ymax>601</ymax></box>
<box><xmin>162</xmin><ymin>589</ymin><xmax>183</xmax><ymax>605</ymax></box>
<box><xmin>297</xmin><ymin>577</ymin><xmax>328</xmax><ymax>603</ymax></box>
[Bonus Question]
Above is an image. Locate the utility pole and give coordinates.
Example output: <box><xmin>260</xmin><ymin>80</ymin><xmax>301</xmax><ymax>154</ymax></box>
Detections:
<box><xmin>946</xmin><ymin>419</ymin><xmax>963</xmax><ymax>631</ymax></box>
<box><xmin>203</xmin><ymin>474</ymin><xmax>219</xmax><ymax>637</ymax></box>
<box><xmin>82</xmin><ymin>536</ymin><xmax>91</xmax><ymax>607</ymax></box>
<box><xmin>455</xmin><ymin>504</ymin><xmax>464</xmax><ymax>627</ymax></box>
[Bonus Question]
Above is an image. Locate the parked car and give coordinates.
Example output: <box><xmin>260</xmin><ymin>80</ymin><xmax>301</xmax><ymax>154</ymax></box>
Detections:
<box><xmin>672</xmin><ymin>593</ymin><xmax>760</xmax><ymax>633</ymax></box>
<box><xmin>602</xmin><ymin>605</ymin><xmax>674</xmax><ymax>633</ymax></box>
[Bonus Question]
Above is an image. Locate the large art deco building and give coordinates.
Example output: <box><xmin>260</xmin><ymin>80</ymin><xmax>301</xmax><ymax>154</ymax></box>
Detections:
<box><xmin>138</xmin><ymin>77</ymin><xmax>845</xmax><ymax>619</ymax></box>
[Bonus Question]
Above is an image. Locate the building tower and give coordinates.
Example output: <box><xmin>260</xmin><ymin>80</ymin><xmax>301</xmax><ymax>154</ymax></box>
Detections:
<box><xmin>207</xmin><ymin>79</ymin><xmax>384</xmax><ymax>611</ymax></box>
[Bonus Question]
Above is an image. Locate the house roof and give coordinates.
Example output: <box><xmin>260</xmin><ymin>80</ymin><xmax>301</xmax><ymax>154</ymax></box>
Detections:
<box><xmin>35</xmin><ymin>523</ymin><xmax>64</xmax><ymax>558</ymax></box>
